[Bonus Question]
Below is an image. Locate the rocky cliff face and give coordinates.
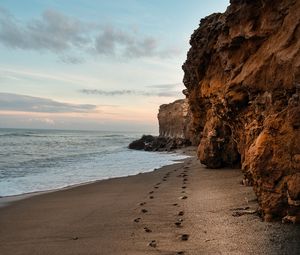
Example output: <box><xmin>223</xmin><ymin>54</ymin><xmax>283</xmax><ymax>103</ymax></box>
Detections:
<box><xmin>183</xmin><ymin>0</ymin><xmax>300</xmax><ymax>222</ymax></box>
<box><xmin>158</xmin><ymin>99</ymin><xmax>198</xmax><ymax>145</ymax></box>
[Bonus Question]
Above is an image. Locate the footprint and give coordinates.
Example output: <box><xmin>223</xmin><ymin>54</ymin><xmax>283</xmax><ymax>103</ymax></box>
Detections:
<box><xmin>141</xmin><ymin>209</ymin><xmax>148</xmax><ymax>213</ymax></box>
<box><xmin>149</xmin><ymin>196</ymin><xmax>154</xmax><ymax>199</ymax></box>
<box><xmin>149</xmin><ymin>191</ymin><xmax>154</xmax><ymax>194</ymax></box>
<box><xmin>156</xmin><ymin>182</ymin><xmax>161</xmax><ymax>186</ymax></box>
<box><xmin>148</xmin><ymin>240</ymin><xmax>157</xmax><ymax>248</ymax></box>
<box><xmin>176</xmin><ymin>251</ymin><xmax>185</xmax><ymax>255</ymax></box>
<box><xmin>154</xmin><ymin>186</ymin><xmax>159</xmax><ymax>189</ymax></box>
<box><xmin>180</xmin><ymin>234</ymin><xmax>189</xmax><ymax>241</ymax></box>
<box><xmin>172</xmin><ymin>203</ymin><xmax>178</xmax><ymax>206</ymax></box>
<box><xmin>178</xmin><ymin>211</ymin><xmax>184</xmax><ymax>216</ymax></box>
<box><xmin>175</xmin><ymin>221</ymin><xmax>182</xmax><ymax>227</ymax></box>
<box><xmin>144</xmin><ymin>227</ymin><xmax>152</xmax><ymax>233</ymax></box>
<box><xmin>71</xmin><ymin>236</ymin><xmax>79</xmax><ymax>240</ymax></box>
<box><xmin>134</xmin><ymin>217</ymin><xmax>141</xmax><ymax>223</ymax></box>
<box><xmin>139</xmin><ymin>202</ymin><xmax>146</xmax><ymax>206</ymax></box>
<box><xmin>180</xmin><ymin>196</ymin><xmax>188</xmax><ymax>200</ymax></box>
<box><xmin>183</xmin><ymin>178</ymin><xmax>188</xmax><ymax>182</ymax></box>
<box><xmin>182</xmin><ymin>186</ymin><xmax>187</xmax><ymax>189</ymax></box>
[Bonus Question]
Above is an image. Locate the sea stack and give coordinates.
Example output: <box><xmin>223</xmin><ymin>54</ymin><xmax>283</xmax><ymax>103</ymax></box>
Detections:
<box><xmin>182</xmin><ymin>0</ymin><xmax>300</xmax><ymax>222</ymax></box>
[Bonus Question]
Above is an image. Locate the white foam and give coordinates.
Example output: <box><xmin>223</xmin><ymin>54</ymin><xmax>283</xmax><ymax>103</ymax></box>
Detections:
<box><xmin>0</xmin><ymin>147</ymin><xmax>188</xmax><ymax>197</ymax></box>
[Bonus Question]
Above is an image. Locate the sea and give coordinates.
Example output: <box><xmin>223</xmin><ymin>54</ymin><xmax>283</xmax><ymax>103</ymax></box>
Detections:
<box><xmin>0</xmin><ymin>128</ymin><xmax>188</xmax><ymax>197</ymax></box>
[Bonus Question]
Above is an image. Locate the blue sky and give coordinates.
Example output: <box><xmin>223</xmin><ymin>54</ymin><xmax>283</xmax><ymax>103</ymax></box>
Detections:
<box><xmin>0</xmin><ymin>0</ymin><xmax>229</xmax><ymax>132</ymax></box>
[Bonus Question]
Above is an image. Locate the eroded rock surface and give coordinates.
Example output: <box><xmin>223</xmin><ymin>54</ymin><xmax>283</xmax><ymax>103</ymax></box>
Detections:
<box><xmin>183</xmin><ymin>0</ymin><xmax>300</xmax><ymax>221</ymax></box>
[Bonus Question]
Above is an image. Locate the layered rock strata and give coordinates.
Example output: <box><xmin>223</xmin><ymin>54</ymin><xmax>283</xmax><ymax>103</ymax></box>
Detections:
<box><xmin>182</xmin><ymin>0</ymin><xmax>300</xmax><ymax>222</ymax></box>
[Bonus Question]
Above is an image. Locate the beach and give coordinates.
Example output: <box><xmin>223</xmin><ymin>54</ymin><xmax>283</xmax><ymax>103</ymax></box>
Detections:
<box><xmin>0</xmin><ymin>147</ymin><xmax>299</xmax><ymax>255</ymax></box>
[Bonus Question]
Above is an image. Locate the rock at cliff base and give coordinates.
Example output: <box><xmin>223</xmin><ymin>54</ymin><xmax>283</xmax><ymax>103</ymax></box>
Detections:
<box><xmin>128</xmin><ymin>135</ymin><xmax>155</xmax><ymax>150</ymax></box>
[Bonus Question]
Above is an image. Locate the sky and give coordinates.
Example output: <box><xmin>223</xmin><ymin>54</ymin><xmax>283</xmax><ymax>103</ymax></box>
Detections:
<box><xmin>0</xmin><ymin>0</ymin><xmax>229</xmax><ymax>132</ymax></box>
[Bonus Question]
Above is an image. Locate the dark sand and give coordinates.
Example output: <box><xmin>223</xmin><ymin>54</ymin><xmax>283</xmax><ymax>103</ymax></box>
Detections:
<box><xmin>0</xmin><ymin>148</ymin><xmax>299</xmax><ymax>254</ymax></box>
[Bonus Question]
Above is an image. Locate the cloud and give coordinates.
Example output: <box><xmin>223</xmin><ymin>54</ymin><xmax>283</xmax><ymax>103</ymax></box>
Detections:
<box><xmin>0</xmin><ymin>8</ymin><xmax>179</xmax><ymax>61</ymax></box>
<box><xmin>80</xmin><ymin>82</ymin><xmax>183</xmax><ymax>98</ymax></box>
<box><xmin>29</xmin><ymin>117</ymin><xmax>55</xmax><ymax>125</ymax></box>
<box><xmin>0</xmin><ymin>67</ymin><xmax>103</xmax><ymax>86</ymax></box>
<box><xmin>58</xmin><ymin>55</ymin><xmax>85</xmax><ymax>64</ymax></box>
<box><xmin>95</xmin><ymin>26</ymin><xmax>180</xmax><ymax>58</ymax></box>
<box><xmin>146</xmin><ymin>83</ymin><xmax>182</xmax><ymax>89</ymax></box>
<box><xmin>95</xmin><ymin>26</ymin><xmax>171</xmax><ymax>58</ymax></box>
<box><xmin>0</xmin><ymin>8</ymin><xmax>89</xmax><ymax>52</ymax></box>
<box><xmin>0</xmin><ymin>93</ymin><xmax>97</xmax><ymax>113</ymax></box>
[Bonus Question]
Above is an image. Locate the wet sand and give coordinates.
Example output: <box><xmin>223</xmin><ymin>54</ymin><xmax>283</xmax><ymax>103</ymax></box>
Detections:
<box><xmin>0</xmin><ymin>148</ymin><xmax>299</xmax><ymax>254</ymax></box>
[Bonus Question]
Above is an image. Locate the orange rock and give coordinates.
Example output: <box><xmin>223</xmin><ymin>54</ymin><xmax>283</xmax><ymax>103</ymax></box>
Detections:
<box><xmin>182</xmin><ymin>0</ymin><xmax>300</xmax><ymax>221</ymax></box>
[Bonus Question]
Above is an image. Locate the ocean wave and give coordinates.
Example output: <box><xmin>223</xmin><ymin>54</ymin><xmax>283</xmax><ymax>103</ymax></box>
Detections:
<box><xmin>101</xmin><ymin>134</ymin><xmax>125</xmax><ymax>138</ymax></box>
<box><xmin>0</xmin><ymin>129</ymin><xmax>174</xmax><ymax>197</ymax></box>
<box><xmin>0</xmin><ymin>148</ymin><xmax>122</xmax><ymax>175</ymax></box>
<box><xmin>0</xmin><ymin>133</ymin><xmax>47</xmax><ymax>138</ymax></box>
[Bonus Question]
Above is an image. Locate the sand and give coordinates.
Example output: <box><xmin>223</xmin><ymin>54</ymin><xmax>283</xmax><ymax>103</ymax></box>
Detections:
<box><xmin>0</xmin><ymin>148</ymin><xmax>299</xmax><ymax>255</ymax></box>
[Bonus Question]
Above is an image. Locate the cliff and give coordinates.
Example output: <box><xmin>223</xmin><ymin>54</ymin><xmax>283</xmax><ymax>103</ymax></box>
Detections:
<box><xmin>129</xmin><ymin>99</ymin><xmax>194</xmax><ymax>151</ymax></box>
<box><xmin>158</xmin><ymin>98</ymin><xmax>198</xmax><ymax>145</ymax></box>
<box><xmin>183</xmin><ymin>0</ymin><xmax>300</xmax><ymax>222</ymax></box>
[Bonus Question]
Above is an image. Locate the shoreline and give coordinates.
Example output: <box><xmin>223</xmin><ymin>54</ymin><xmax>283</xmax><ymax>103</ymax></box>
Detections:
<box><xmin>0</xmin><ymin>147</ymin><xmax>299</xmax><ymax>254</ymax></box>
<box><xmin>0</xmin><ymin>148</ymin><xmax>191</xmax><ymax>208</ymax></box>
